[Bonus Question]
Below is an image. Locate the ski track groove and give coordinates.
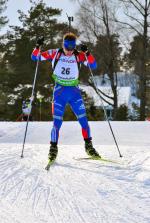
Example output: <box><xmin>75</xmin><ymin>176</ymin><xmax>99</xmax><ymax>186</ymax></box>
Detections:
<box><xmin>47</xmin><ymin>165</ymin><xmax>87</xmax><ymax>223</ymax></box>
<box><xmin>88</xmin><ymin>163</ymin><xmax>149</xmax><ymax>222</ymax></box>
<box><xmin>51</xmin><ymin>161</ymin><xmax>108</xmax><ymax>223</ymax></box>
<box><xmin>66</xmin><ymin>162</ymin><xmax>115</xmax><ymax>223</ymax></box>
<box><xmin>63</xmin><ymin>158</ymin><xmax>149</xmax><ymax>223</ymax></box>
<box><xmin>0</xmin><ymin>145</ymin><xmax>149</xmax><ymax>223</ymax></box>
<box><xmin>0</xmin><ymin>151</ymin><xmax>78</xmax><ymax>222</ymax></box>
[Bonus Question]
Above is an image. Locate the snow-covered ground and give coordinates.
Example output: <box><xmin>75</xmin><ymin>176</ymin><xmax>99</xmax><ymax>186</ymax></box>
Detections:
<box><xmin>0</xmin><ymin>121</ymin><xmax>150</xmax><ymax>223</ymax></box>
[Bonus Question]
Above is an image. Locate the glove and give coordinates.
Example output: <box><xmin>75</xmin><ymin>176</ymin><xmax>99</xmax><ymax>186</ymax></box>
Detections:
<box><xmin>80</xmin><ymin>44</ymin><xmax>88</xmax><ymax>52</ymax></box>
<box><xmin>36</xmin><ymin>36</ymin><xmax>44</xmax><ymax>48</ymax></box>
<box><xmin>80</xmin><ymin>44</ymin><xmax>90</xmax><ymax>56</ymax></box>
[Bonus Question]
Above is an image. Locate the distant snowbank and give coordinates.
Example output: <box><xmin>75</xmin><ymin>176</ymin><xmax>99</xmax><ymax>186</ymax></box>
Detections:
<box><xmin>0</xmin><ymin>121</ymin><xmax>150</xmax><ymax>147</ymax></box>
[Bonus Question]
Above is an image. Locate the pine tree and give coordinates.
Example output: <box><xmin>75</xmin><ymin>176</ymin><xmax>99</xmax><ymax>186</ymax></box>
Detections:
<box><xmin>1</xmin><ymin>0</ymin><xmax>75</xmax><ymax>120</ymax></box>
<box><xmin>0</xmin><ymin>0</ymin><xmax>8</xmax><ymax>120</ymax></box>
<box><xmin>0</xmin><ymin>0</ymin><xmax>8</xmax><ymax>30</ymax></box>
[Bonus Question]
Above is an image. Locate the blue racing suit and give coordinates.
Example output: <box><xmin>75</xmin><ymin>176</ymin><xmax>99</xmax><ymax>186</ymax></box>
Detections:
<box><xmin>51</xmin><ymin>84</ymin><xmax>91</xmax><ymax>143</ymax></box>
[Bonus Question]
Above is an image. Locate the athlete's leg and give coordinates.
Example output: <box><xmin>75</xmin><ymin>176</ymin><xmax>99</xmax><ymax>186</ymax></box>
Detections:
<box><xmin>48</xmin><ymin>85</ymin><xmax>66</xmax><ymax>162</ymax></box>
<box><xmin>51</xmin><ymin>85</ymin><xmax>66</xmax><ymax>144</ymax></box>
<box><xmin>69</xmin><ymin>87</ymin><xmax>91</xmax><ymax>140</ymax></box>
<box><xmin>69</xmin><ymin>87</ymin><xmax>101</xmax><ymax>158</ymax></box>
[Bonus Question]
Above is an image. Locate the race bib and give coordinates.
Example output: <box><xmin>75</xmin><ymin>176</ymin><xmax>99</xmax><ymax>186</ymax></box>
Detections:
<box><xmin>53</xmin><ymin>54</ymin><xmax>79</xmax><ymax>81</ymax></box>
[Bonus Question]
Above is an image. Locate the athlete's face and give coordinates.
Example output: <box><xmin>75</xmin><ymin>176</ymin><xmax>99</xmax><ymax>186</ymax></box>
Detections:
<box><xmin>63</xmin><ymin>48</ymin><xmax>74</xmax><ymax>56</ymax></box>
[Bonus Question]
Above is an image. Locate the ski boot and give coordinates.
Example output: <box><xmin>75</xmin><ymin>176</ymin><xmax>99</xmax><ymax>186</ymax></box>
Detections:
<box><xmin>45</xmin><ymin>142</ymin><xmax>58</xmax><ymax>170</ymax></box>
<box><xmin>85</xmin><ymin>138</ymin><xmax>101</xmax><ymax>159</ymax></box>
<box><xmin>48</xmin><ymin>142</ymin><xmax>58</xmax><ymax>164</ymax></box>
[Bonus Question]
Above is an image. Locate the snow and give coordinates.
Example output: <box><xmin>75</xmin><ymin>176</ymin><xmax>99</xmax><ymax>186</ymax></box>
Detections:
<box><xmin>0</xmin><ymin>121</ymin><xmax>150</xmax><ymax>223</ymax></box>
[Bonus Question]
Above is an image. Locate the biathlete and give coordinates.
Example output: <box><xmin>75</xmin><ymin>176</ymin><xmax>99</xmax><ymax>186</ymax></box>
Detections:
<box><xmin>31</xmin><ymin>32</ymin><xmax>101</xmax><ymax>164</ymax></box>
<box><xmin>22</xmin><ymin>99</ymin><xmax>32</xmax><ymax>121</ymax></box>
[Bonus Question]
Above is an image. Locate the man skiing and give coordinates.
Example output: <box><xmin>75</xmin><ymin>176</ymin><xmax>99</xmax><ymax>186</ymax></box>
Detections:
<box><xmin>22</xmin><ymin>99</ymin><xmax>32</xmax><ymax>121</ymax></box>
<box><xmin>31</xmin><ymin>32</ymin><xmax>101</xmax><ymax>165</ymax></box>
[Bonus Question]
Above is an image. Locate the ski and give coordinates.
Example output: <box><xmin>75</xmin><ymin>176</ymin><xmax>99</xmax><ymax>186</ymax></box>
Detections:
<box><xmin>73</xmin><ymin>157</ymin><xmax>123</xmax><ymax>165</ymax></box>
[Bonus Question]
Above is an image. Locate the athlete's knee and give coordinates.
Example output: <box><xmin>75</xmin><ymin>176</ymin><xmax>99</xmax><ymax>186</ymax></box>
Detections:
<box><xmin>51</xmin><ymin>125</ymin><xmax>59</xmax><ymax>143</ymax></box>
<box><xmin>52</xmin><ymin>101</ymin><xmax>64</xmax><ymax>120</ymax></box>
<box><xmin>76</xmin><ymin>99</ymin><xmax>86</xmax><ymax>113</ymax></box>
<box><xmin>53</xmin><ymin>112</ymin><xmax>63</xmax><ymax>129</ymax></box>
<box><xmin>78</xmin><ymin>115</ymin><xmax>88</xmax><ymax>128</ymax></box>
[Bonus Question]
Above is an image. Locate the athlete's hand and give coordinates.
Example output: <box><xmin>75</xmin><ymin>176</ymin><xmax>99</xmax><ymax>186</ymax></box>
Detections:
<box><xmin>80</xmin><ymin>44</ymin><xmax>88</xmax><ymax>52</ymax></box>
<box><xmin>80</xmin><ymin>44</ymin><xmax>90</xmax><ymax>56</ymax></box>
<box><xmin>36</xmin><ymin>36</ymin><xmax>44</xmax><ymax>49</ymax></box>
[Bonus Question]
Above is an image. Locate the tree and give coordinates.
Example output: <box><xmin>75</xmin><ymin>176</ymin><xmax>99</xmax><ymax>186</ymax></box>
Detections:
<box><xmin>115</xmin><ymin>104</ymin><xmax>128</xmax><ymax>120</ymax></box>
<box><xmin>75</xmin><ymin>0</ymin><xmax>122</xmax><ymax>119</ymax></box>
<box><xmin>1</xmin><ymin>0</ymin><xmax>76</xmax><ymax>120</ymax></box>
<box><xmin>117</xmin><ymin>0</ymin><xmax>150</xmax><ymax>120</ymax></box>
<box><xmin>0</xmin><ymin>0</ymin><xmax>8</xmax><ymax>30</ymax></box>
<box><xmin>0</xmin><ymin>0</ymin><xmax>8</xmax><ymax>120</ymax></box>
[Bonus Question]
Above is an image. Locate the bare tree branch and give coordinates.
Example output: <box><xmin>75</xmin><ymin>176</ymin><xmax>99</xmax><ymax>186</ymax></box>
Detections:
<box><xmin>77</xmin><ymin>0</ymin><xmax>103</xmax><ymax>21</ymax></box>
<box><xmin>115</xmin><ymin>19</ymin><xmax>142</xmax><ymax>36</ymax></box>
<box><xmin>124</xmin><ymin>12</ymin><xmax>143</xmax><ymax>27</ymax></box>
<box><xmin>148</xmin><ymin>0</ymin><xmax>150</xmax><ymax>9</ymax></box>
<box><xmin>88</xmin><ymin>79</ymin><xmax>114</xmax><ymax>100</ymax></box>
<box><xmin>88</xmin><ymin>80</ymin><xmax>114</xmax><ymax>106</ymax></box>
<box><xmin>128</xmin><ymin>0</ymin><xmax>145</xmax><ymax>16</ymax></box>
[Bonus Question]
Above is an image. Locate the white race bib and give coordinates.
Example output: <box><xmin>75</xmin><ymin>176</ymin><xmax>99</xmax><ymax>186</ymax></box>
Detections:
<box><xmin>53</xmin><ymin>54</ymin><xmax>79</xmax><ymax>81</ymax></box>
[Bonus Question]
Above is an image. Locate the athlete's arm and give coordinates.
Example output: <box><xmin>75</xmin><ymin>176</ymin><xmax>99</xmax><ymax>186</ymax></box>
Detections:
<box><xmin>78</xmin><ymin>51</ymin><xmax>97</xmax><ymax>69</ymax></box>
<box><xmin>31</xmin><ymin>48</ymin><xmax>57</xmax><ymax>62</ymax></box>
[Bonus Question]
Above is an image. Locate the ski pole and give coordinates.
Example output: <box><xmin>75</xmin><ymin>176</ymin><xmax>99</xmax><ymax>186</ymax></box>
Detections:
<box><xmin>85</xmin><ymin>54</ymin><xmax>123</xmax><ymax>158</ymax></box>
<box><xmin>21</xmin><ymin>57</ymin><xmax>40</xmax><ymax>158</ymax></box>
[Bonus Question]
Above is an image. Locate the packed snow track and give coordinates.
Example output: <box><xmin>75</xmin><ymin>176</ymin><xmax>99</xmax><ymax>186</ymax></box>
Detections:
<box><xmin>0</xmin><ymin>122</ymin><xmax>150</xmax><ymax>223</ymax></box>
